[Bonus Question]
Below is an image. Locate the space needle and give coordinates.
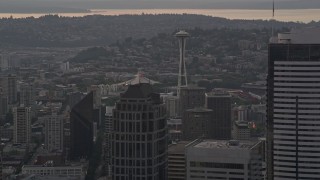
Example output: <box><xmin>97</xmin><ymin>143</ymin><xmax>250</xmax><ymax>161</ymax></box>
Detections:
<box><xmin>175</xmin><ymin>30</ymin><xmax>190</xmax><ymax>97</ymax></box>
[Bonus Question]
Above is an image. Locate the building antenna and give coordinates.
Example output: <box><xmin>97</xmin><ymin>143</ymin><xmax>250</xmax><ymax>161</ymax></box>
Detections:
<box><xmin>272</xmin><ymin>0</ymin><xmax>275</xmax><ymax>37</ymax></box>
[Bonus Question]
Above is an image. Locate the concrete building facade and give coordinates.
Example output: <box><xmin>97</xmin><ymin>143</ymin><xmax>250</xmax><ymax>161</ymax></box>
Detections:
<box><xmin>186</xmin><ymin>139</ymin><xmax>263</xmax><ymax>180</ymax></box>
<box><xmin>13</xmin><ymin>106</ymin><xmax>31</xmax><ymax>144</ymax></box>
<box><xmin>22</xmin><ymin>165</ymin><xmax>84</xmax><ymax>178</ymax></box>
<box><xmin>0</xmin><ymin>74</ymin><xmax>17</xmax><ymax>104</ymax></box>
<box><xmin>232</xmin><ymin>121</ymin><xmax>250</xmax><ymax>140</ymax></box>
<box><xmin>168</xmin><ymin>141</ymin><xmax>190</xmax><ymax>180</ymax></box>
<box><xmin>267</xmin><ymin>28</ymin><xmax>320</xmax><ymax>180</ymax></box>
<box><xmin>43</xmin><ymin>113</ymin><xmax>64</xmax><ymax>152</ymax></box>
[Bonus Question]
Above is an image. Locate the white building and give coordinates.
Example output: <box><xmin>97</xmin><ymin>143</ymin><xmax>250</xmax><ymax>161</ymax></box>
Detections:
<box><xmin>13</xmin><ymin>106</ymin><xmax>31</xmax><ymax>144</ymax></box>
<box><xmin>186</xmin><ymin>139</ymin><xmax>263</xmax><ymax>180</ymax></box>
<box><xmin>60</xmin><ymin>61</ymin><xmax>70</xmax><ymax>73</ymax></box>
<box><xmin>43</xmin><ymin>113</ymin><xmax>64</xmax><ymax>152</ymax></box>
<box><xmin>267</xmin><ymin>28</ymin><xmax>320</xmax><ymax>179</ymax></box>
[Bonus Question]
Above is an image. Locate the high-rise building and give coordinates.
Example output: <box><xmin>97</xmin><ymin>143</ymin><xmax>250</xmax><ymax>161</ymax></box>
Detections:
<box><xmin>0</xmin><ymin>54</ymin><xmax>9</xmax><ymax>71</ymax></box>
<box><xmin>267</xmin><ymin>28</ymin><xmax>320</xmax><ymax>180</ymax></box>
<box><xmin>104</xmin><ymin>106</ymin><xmax>113</xmax><ymax>177</ymax></box>
<box><xmin>0</xmin><ymin>74</ymin><xmax>17</xmax><ymax>104</ymax></box>
<box><xmin>182</xmin><ymin>107</ymin><xmax>212</xmax><ymax>140</ymax></box>
<box><xmin>19</xmin><ymin>83</ymin><xmax>35</xmax><ymax>107</ymax></box>
<box><xmin>13</xmin><ymin>106</ymin><xmax>31</xmax><ymax>144</ymax></box>
<box><xmin>205</xmin><ymin>92</ymin><xmax>232</xmax><ymax>140</ymax></box>
<box><xmin>186</xmin><ymin>139</ymin><xmax>263</xmax><ymax>180</ymax></box>
<box><xmin>43</xmin><ymin>113</ymin><xmax>64</xmax><ymax>152</ymax></box>
<box><xmin>0</xmin><ymin>143</ymin><xmax>3</xmax><ymax>180</ymax></box>
<box><xmin>180</xmin><ymin>86</ymin><xmax>205</xmax><ymax>116</ymax></box>
<box><xmin>63</xmin><ymin>116</ymin><xmax>71</xmax><ymax>161</ymax></box>
<box><xmin>111</xmin><ymin>83</ymin><xmax>168</xmax><ymax>180</ymax></box>
<box><xmin>0</xmin><ymin>93</ymin><xmax>8</xmax><ymax>124</ymax></box>
<box><xmin>70</xmin><ymin>92</ymin><xmax>94</xmax><ymax>160</ymax></box>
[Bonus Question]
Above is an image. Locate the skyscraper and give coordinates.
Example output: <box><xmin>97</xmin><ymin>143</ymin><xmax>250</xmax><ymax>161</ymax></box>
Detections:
<box><xmin>0</xmin><ymin>143</ymin><xmax>3</xmax><ymax>180</ymax></box>
<box><xmin>267</xmin><ymin>28</ymin><xmax>320</xmax><ymax>180</ymax></box>
<box><xmin>0</xmin><ymin>74</ymin><xmax>17</xmax><ymax>104</ymax></box>
<box><xmin>205</xmin><ymin>91</ymin><xmax>232</xmax><ymax>140</ymax></box>
<box><xmin>43</xmin><ymin>113</ymin><xmax>64</xmax><ymax>152</ymax></box>
<box><xmin>19</xmin><ymin>83</ymin><xmax>35</xmax><ymax>107</ymax></box>
<box><xmin>111</xmin><ymin>83</ymin><xmax>168</xmax><ymax>180</ymax></box>
<box><xmin>13</xmin><ymin>106</ymin><xmax>31</xmax><ymax>144</ymax></box>
<box><xmin>0</xmin><ymin>92</ymin><xmax>8</xmax><ymax>124</ymax></box>
<box><xmin>104</xmin><ymin>106</ymin><xmax>113</xmax><ymax>177</ymax></box>
<box><xmin>70</xmin><ymin>92</ymin><xmax>94</xmax><ymax>160</ymax></box>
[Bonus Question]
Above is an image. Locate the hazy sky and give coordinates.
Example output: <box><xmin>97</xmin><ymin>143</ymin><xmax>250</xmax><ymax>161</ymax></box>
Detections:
<box><xmin>0</xmin><ymin>0</ymin><xmax>319</xmax><ymax>13</ymax></box>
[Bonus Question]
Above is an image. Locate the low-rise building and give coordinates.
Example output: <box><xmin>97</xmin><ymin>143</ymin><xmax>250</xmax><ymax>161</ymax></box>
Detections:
<box><xmin>186</xmin><ymin>139</ymin><xmax>263</xmax><ymax>180</ymax></box>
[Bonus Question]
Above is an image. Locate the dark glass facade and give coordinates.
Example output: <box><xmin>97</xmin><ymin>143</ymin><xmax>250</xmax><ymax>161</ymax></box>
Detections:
<box><xmin>70</xmin><ymin>92</ymin><xmax>94</xmax><ymax>160</ymax></box>
<box><xmin>205</xmin><ymin>93</ymin><xmax>232</xmax><ymax>140</ymax></box>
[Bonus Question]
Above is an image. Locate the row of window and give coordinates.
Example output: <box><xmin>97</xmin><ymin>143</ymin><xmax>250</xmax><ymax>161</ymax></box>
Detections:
<box><xmin>189</xmin><ymin>161</ymin><xmax>244</xmax><ymax>169</ymax></box>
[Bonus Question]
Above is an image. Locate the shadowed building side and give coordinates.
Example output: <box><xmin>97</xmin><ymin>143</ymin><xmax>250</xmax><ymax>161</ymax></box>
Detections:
<box><xmin>70</xmin><ymin>92</ymin><xmax>94</xmax><ymax>160</ymax></box>
<box><xmin>205</xmin><ymin>92</ymin><xmax>232</xmax><ymax>140</ymax></box>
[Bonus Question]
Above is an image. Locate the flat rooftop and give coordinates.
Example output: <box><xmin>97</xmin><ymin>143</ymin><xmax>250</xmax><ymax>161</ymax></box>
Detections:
<box><xmin>168</xmin><ymin>141</ymin><xmax>191</xmax><ymax>154</ymax></box>
<box><xmin>193</xmin><ymin>140</ymin><xmax>258</xmax><ymax>150</ymax></box>
<box><xmin>275</xmin><ymin>27</ymin><xmax>320</xmax><ymax>44</ymax></box>
<box><xmin>205</xmin><ymin>92</ymin><xmax>231</xmax><ymax>97</ymax></box>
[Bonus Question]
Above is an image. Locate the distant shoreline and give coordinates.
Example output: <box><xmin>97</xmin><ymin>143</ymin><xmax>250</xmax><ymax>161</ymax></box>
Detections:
<box><xmin>1</xmin><ymin>8</ymin><xmax>320</xmax><ymax>14</ymax></box>
<box><xmin>0</xmin><ymin>9</ymin><xmax>319</xmax><ymax>23</ymax></box>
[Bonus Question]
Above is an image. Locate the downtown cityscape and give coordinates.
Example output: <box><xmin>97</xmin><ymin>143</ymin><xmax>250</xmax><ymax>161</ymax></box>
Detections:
<box><xmin>1</xmin><ymin>0</ymin><xmax>320</xmax><ymax>180</ymax></box>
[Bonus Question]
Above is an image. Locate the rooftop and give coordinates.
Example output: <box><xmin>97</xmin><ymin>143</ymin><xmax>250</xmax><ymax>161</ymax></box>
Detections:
<box><xmin>186</xmin><ymin>107</ymin><xmax>212</xmax><ymax>113</ymax></box>
<box><xmin>180</xmin><ymin>85</ymin><xmax>205</xmax><ymax>90</ymax></box>
<box><xmin>193</xmin><ymin>140</ymin><xmax>259</xmax><ymax>150</ymax></box>
<box><xmin>235</xmin><ymin>121</ymin><xmax>249</xmax><ymax>128</ymax></box>
<box><xmin>275</xmin><ymin>27</ymin><xmax>320</xmax><ymax>44</ymax></box>
<box><xmin>206</xmin><ymin>91</ymin><xmax>231</xmax><ymax>97</ymax></box>
<box><xmin>168</xmin><ymin>141</ymin><xmax>191</xmax><ymax>154</ymax></box>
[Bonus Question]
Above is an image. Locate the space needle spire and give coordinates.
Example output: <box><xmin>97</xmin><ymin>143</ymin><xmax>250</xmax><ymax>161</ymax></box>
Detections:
<box><xmin>175</xmin><ymin>30</ymin><xmax>190</xmax><ymax>97</ymax></box>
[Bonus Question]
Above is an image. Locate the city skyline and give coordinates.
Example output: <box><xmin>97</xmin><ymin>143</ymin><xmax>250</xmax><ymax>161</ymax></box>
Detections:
<box><xmin>0</xmin><ymin>0</ymin><xmax>320</xmax><ymax>178</ymax></box>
